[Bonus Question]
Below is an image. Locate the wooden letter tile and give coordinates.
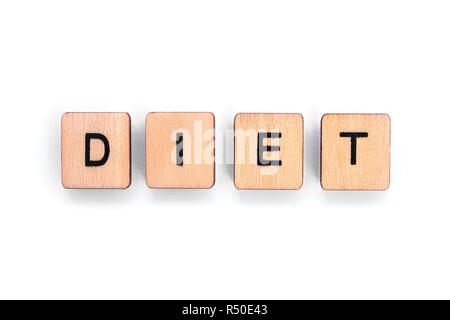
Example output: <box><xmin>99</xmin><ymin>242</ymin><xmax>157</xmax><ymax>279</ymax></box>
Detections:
<box><xmin>234</xmin><ymin>113</ymin><xmax>303</xmax><ymax>190</ymax></box>
<box><xmin>321</xmin><ymin>113</ymin><xmax>391</xmax><ymax>190</ymax></box>
<box><xmin>146</xmin><ymin>112</ymin><xmax>215</xmax><ymax>189</ymax></box>
<box><xmin>61</xmin><ymin>112</ymin><xmax>131</xmax><ymax>189</ymax></box>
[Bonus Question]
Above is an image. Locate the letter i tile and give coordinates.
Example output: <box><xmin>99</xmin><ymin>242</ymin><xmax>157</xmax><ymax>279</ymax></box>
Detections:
<box><xmin>321</xmin><ymin>113</ymin><xmax>391</xmax><ymax>190</ymax></box>
<box><xmin>61</xmin><ymin>112</ymin><xmax>131</xmax><ymax>189</ymax></box>
<box><xmin>234</xmin><ymin>113</ymin><xmax>304</xmax><ymax>190</ymax></box>
<box><xmin>146</xmin><ymin>112</ymin><xmax>215</xmax><ymax>189</ymax></box>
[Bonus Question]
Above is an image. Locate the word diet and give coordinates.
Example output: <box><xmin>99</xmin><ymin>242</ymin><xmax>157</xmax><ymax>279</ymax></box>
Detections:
<box><xmin>61</xmin><ymin>112</ymin><xmax>391</xmax><ymax>191</ymax></box>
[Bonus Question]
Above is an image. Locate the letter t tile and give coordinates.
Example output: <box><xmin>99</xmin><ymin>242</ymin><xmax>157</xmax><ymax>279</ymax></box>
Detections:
<box><xmin>321</xmin><ymin>113</ymin><xmax>391</xmax><ymax>190</ymax></box>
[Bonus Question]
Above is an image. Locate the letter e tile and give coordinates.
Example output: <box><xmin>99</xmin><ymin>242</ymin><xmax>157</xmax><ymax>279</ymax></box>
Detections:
<box><xmin>234</xmin><ymin>113</ymin><xmax>303</xmax><ymax>190</ymax></box>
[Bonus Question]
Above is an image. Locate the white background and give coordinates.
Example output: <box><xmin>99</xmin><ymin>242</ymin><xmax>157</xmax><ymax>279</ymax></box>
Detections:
<box><xmin>0</xmin><ymin>0</ymin><xmax>449</xmax><ymax>299</ymax></box>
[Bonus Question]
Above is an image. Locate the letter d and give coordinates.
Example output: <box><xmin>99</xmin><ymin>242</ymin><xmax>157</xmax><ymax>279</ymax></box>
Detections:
<box><xmin>85</xmin><ymin>133</ymin><xmax>110</xmax><ymax>167</ymax></box>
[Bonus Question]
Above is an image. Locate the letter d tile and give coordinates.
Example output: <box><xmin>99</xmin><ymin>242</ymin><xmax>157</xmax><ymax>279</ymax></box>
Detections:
<box><xmin>61</xmin><ymin>112</ymin><xmax>131</xmax><ymax>189</ymax></box>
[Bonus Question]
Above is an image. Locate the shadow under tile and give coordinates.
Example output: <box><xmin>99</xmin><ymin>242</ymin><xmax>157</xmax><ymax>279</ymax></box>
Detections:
<box><xmin>147</xmin><ymin>188</ymin><xmax>214</xmax><ymax>203</ymax></box>
<box><xmin>63</xmin><ymin>188</ymin><xmax>134</xmax><ymax>204</ymax></box>
<box><xmin>320</xmin><ymin>190</ymin><xmax>389</xmax><ymax>206</ymax></box>
<box><xmin>236</xmin><ymin>189</ymin><xmax>303</xmax><ymax>206</ymax></box>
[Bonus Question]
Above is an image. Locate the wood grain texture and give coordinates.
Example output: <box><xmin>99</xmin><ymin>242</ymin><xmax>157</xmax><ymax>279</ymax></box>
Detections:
<box><xmin>146</xmin><ymin>112</ymin><xmax>215</xmax><ymax>189</ymax></box>
<box><xmin>321</xmin><ymin>113</ymin><xmax>391</xmax><ymax>190</ymax></box>
<box><xmin>61</xmin><ymin>112</ymin><xmax>131</xmax><ymax>189</ymax></box>
<box><xmin>234</xmin><ymin>113</ymin><xmax>303</xmax><ymax>190</ymax></box>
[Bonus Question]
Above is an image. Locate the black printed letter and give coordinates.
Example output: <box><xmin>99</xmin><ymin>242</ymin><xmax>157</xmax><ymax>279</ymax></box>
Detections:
<box><xmin>257</xmin><ymin>132</ymin><xmax>282</xmax><ymax>166</ymax></box>
<box><xmin>339</xmin><ymin>132</ymin><xmax>368</xmax><ymax>165</ymax></box>
<box><xmin>85</xmin><ymin>133</ymin><xmax>110</xmax><ymax>167</ymax></box>
<box><xmin>176</xmin><ymin>132</ymin><xmax>183</xmax><ymax>166</ymax></box>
